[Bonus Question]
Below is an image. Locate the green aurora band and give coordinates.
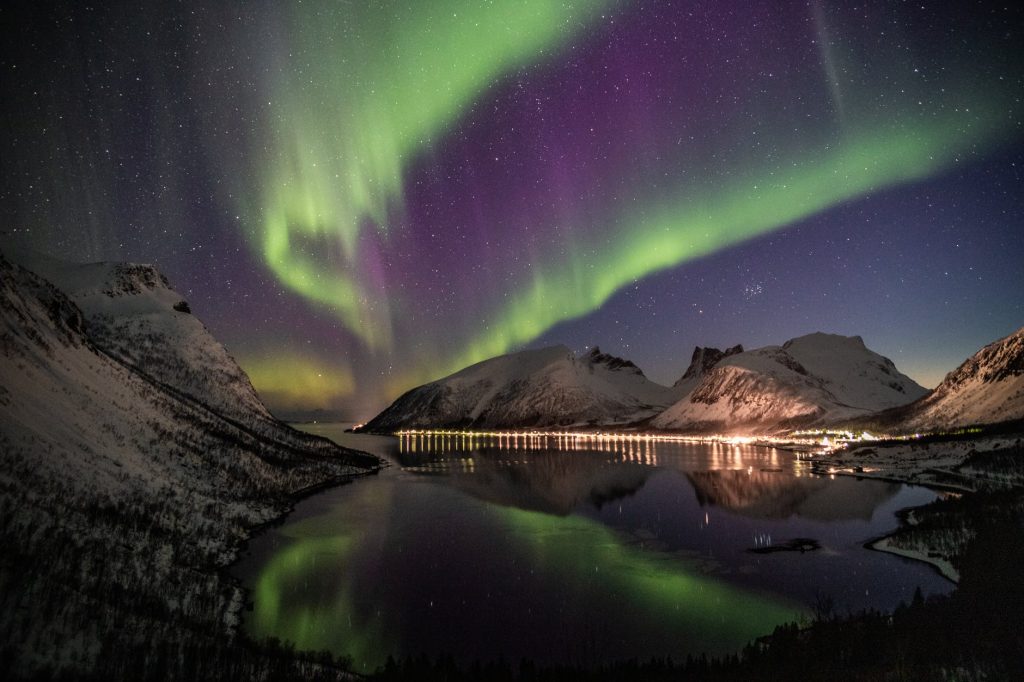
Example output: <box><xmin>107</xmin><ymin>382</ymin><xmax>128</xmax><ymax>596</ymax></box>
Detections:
<box><xmin>438</xmin><ymin>104</ymin><xmax>1017</xmax><ymax>381</ymax></box>
<box><xmin>256</xmin><ymin>0</ymin><xmax>616</xmax><ymax>350</ymax></box>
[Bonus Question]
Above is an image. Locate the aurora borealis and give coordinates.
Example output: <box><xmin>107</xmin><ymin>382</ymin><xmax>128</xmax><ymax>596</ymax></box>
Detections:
<box><xmin>3</xmin><ymin>1</ymin><xmax>1023</xmax><ymax>419</ymax></box>
<box><xmin>254</xmin><ymin>0</ymin><xmax>617</xmax><ymax>352</ymax></box>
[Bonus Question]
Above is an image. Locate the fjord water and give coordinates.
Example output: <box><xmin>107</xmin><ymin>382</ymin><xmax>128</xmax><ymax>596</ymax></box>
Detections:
<box><xmin>236</xmin><ymin>426</ymin><xmax>952</xmax><ymax>673</ymax></box>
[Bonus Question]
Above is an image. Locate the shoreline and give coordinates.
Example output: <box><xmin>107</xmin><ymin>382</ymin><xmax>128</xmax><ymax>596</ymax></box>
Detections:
<box><xmin>299</xmin><ymin>425</ymin><xmax>986</xmax><ymax>588</ymax></box>
<box><xmin>813</xmin><ymin>432</ymin><xmax>1023</xmax><ymax>585</ymax></box>
<box><xmin>228</xmin><ymin>426</ymin><xmax>1015</xmax><ymax>659</ymax></box>
<box><xmin>833</xmin><ymin>467</ymin><xmax>966</xmax><ymax>584</ymax></box>
<box><xmin>865</xmin><ymin>535</ymin><xmax>959</xmax><ymax>583</ymax></box>
<box><xmin>225</xmin><ymin>440</ymin><xmax>385</xmax><ymax>639</ymax></box>
<box><xmin>812</xmin><ymin>466</ymin><xmax>975</xmax><ymax>494</ymax></box>
<box><xmin>239</xmin><ymin>466</ymin><xmax>383</xmax><ymax>544</ymax></box>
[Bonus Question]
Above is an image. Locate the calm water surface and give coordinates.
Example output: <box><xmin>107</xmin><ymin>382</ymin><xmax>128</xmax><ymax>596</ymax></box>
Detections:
<box><xmin>235</xmin><ymin>425</ymin><xmax>953</xmax><ymax>672</ymax></box>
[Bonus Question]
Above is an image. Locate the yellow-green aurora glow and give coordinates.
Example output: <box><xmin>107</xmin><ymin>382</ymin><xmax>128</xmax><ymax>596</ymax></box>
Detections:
<box><xmin>437</xmin><ymin>107</ymin><xmax>1014</xmax><ymax>383</ymax></box>
<box><xmin>240</xmin><ymin>353</ymin><xmax>356</xmax><ymax>409</ymax></box>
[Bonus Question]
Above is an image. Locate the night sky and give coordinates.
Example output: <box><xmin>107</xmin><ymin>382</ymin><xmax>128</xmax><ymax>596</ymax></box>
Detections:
<box><xmin>2</xmin><ymin>1</ymin><xmax>1022</xmax><ymax>420</ymax></box>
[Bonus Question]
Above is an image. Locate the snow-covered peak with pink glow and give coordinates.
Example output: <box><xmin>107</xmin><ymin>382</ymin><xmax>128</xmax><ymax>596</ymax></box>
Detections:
<box><xmin>651</xmin><ymin>332</ymin><xmax>926</xmax><ymax>434</ymax></box>
<box><xmin>360</xmin><ymin>345</ymin><xmax>679</xmax><ymax>431</ymax></box>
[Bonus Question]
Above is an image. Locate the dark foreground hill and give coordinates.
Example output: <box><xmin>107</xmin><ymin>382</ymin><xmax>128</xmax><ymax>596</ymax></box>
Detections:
<box><xmin>0</xmin><ymin>251</ymin><xmax>377</xmax><ymax>680</ymax></box>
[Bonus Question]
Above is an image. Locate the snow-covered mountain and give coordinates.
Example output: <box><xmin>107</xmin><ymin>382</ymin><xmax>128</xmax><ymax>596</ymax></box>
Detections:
<box><xmin>0</xmin><ymin>251</ymin><xmax>375</xmax><ymax>679</ymax></box>
<box><xmin>360</xmin><ymin>345</ymin><xmax>680</xmax><ymax>432</ymax></box>
<box><xmin>14</xmin><ymin>250</ymin><xmax>276</xmax><ymax>427</ymax></box>
<box><xmin>880</xmin><ymin>326</ymin><xmax>1024</xmax><ymax>432</ymax></box>
<box><xmin>651</xmin><ymin>333</ymin><xmax>927</xmax><ymax>434</ymax></box>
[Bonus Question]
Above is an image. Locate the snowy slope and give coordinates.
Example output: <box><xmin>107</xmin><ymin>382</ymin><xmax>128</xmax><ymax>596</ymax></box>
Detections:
<box><xmin>651</xmin><ymin>333</ymin><xmax>926</xmax><ymax>434</ymax></box>
<box><xmin>0</xmin><ymin>251</ymin><xmax>374</xmax><ymax>678</ymax></box>
<box><xmin>13</xmin><ymin>250</ymin><xmax>275</xmax><ymax>426</ymax></box>
<box><xmin>360</xmin><ymin>345</ymin><xmax>680</xmax><ymax>431</ymax></box>
<box><xmin>0</xmin><ymin>251</ymin><xmax>362</xmax><ymax>499</ymax></box>
<box><xmin>891</xmin><ymin>326</ymin><xmax>1024</xmax><ymax>431</ymax></box>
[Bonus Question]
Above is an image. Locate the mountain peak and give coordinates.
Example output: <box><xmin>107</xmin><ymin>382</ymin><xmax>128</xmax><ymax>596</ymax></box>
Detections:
<box><xmin>782</xmin><ymin>332</ymin><xmax>865</xmax><ymax>351</ymax></box>
<box><xmin>655</xmin><ymin>333</ymin><xmax>926</xmax><ymax>434</ymax></box>
<box><xmin>361</xmin><ymin>343</ymin><xmax>675</xmax><ymax>431</ymax></box>
<box><xmin>102</xmin><ymin>262</ymin><xmax>171</xmax><ymax>297</ymax></box>
<box><xmin>3</xmin><ymin>250</ymin><xmax>275</xmax><ymax>423</ymax></box>
<box><xmin>583</xmin><ymin>346</ymin><xmax>643</xmax><ymax>375</ymax></box>
<box><xmin>676</xmin><ymin>344</ymin><xmax>743</xmax><ymax>386</ymax></box>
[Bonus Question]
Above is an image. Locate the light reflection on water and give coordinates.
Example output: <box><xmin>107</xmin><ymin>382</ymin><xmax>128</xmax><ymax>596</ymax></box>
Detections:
<box><xmin>235</xmin><ymin>425</ymin><xmax>953</xmax><ymax>673</ymax></box>
<box><xmin>396</xmin><ymin>430</ymin><xmax>792</xmax><ymax>471</ymax></box>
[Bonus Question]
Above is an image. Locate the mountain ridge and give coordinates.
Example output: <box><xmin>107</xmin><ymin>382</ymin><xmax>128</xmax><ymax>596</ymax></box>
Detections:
<box><xmin>10</xmin><ymin>249</ymin><xmax>279</xmax><ymax>427</ymax></box>
<box><xmin>844</xmin><ymin>326</ymin><xmax>1024</xmax><ymax>433</ymax></box>
<box><xmin>360</xmin><ymin>332</ymin><xmax>941</xmax><ymax>434</ymax></box>
<box><xmin>359</xmin><ymin>344</ymin><xmax>682</xmax><ymax>432</ymax></box>
<box><xmin>649</xmin><ymin>332</ymin><xmax>927</xmax><ymax>434</ymax></box>
<box><xmin>675</xmin><ymin>344</ymin><xmax>744</xmax><ymax>388</ymax></box>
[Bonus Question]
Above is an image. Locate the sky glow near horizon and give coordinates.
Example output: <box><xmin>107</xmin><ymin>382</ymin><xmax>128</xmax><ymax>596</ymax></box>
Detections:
<box><xmin>3</xmin><ymin>1</ymin><xmax>1022</xmax><ymax>417</ymax></box>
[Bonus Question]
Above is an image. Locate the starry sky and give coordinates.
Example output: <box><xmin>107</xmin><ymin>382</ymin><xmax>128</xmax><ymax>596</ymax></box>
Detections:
<box><xmin>2</xmin><ymin>1</ymin><xmax>1023</xmax><ymax>420</ymax></box>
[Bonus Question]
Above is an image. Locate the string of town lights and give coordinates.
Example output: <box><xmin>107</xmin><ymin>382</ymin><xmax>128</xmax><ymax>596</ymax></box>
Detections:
<box><xmin>387</xmin><ymin>428</ymin><xmax>889</xmax><ymax>454</ymax></box>
<box><xmin>381</xmin><ymin>426</ymin><xmax>977</xmax><ymax>456</ymax></box>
